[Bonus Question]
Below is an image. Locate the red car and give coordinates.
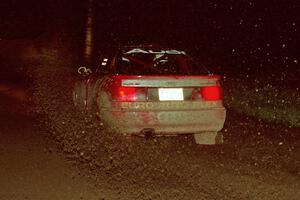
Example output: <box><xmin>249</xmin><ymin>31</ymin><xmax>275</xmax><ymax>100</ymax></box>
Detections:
<box><xmin>73</xmin><ymin>45</ymin><xmax>226</xmax><ymax>144</ymax></box>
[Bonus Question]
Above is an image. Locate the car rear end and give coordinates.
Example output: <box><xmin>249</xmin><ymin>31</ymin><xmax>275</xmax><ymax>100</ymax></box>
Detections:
<box><xmin>98</xmin><ymin>75</ymin><xmax>225</xmax><ymax>134</ymax></box>
<box><xmin>96</xmin><ymin>46</ymin><xmax>226</xmax><ymax>144</ymax></box>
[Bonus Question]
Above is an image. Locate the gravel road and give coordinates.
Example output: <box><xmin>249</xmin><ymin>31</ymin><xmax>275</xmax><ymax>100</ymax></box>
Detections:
<box><xmin>0</xmin><ymin>94</ymin><xmax>106</xmax><ymax>200</ymax></box>
<box><xmin>1</xmin><ymin>74</ymin><xmax>300</xmax><ymax>200</ymax></box>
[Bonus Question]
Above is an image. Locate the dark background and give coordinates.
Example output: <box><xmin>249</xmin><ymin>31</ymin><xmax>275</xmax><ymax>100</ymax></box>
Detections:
<box><xmin>1</xmin><ymin>0</ymin><xmax>299</xmax><ymax>80</ymax></box>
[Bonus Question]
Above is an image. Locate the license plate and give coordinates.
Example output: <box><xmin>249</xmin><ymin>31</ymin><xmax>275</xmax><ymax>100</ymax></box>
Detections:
<box><xmin>158</xmin><ymin>88</ymin><xmax>184</xmax><ymax>101</ymax></box>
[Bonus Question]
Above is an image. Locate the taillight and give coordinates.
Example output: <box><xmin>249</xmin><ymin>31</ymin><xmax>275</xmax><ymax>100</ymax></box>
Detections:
<box><xmin>112</xmin><ymin>86</ymin><xmax>146</xmax><ymax>101</ymax></box>
<box><xmin>201</xmin><ymin>86</ymin><xmax>223</xmax><ymax>101</ymax></box>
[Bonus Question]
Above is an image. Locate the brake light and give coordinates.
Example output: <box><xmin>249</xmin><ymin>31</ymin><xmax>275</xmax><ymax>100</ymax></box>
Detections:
<box><xmin>112</xmin><ymin>86</ymin><xmax>146</xmax><ymax>101</ymax></box>
<box><xmin>201</xmin><ymin>86</ymin><xmax>223</xmax><ymax>101</ymax></box>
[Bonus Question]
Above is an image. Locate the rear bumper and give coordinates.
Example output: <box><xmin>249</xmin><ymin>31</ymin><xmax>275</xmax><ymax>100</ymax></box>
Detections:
<box><xmin>99</xmin><ymin>101</ymin><xmax>226</xmax><ymax>135</ymax></box>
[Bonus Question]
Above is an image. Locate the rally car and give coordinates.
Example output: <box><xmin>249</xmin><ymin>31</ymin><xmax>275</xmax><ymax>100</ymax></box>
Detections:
<box><xmin>73</xmin><ymin>44</ymin><xmax>226</xmax><ymax>144</ymax></box>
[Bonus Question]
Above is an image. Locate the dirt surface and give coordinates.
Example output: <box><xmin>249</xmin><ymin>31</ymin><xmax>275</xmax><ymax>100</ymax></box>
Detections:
<box><xmin>0</xmin><ymin>95</ymin><xmax>103</xmax><ymax>200</ymax></box>
<box><xmin>24</xmin><ymin>68</ymin><xmax>300</xmax><ymax>199</ymax></box>
<box><xmin>1</xmin><ymin>72</ymin><xmax>300</xmax><ymax>199</ymax></box>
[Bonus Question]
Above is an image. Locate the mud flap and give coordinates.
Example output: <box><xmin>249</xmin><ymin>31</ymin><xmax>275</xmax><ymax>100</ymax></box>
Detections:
<box><xmin>194</xmin><ymin>132</ymin><xmax>223</xmax><ymax>145</ymax></box>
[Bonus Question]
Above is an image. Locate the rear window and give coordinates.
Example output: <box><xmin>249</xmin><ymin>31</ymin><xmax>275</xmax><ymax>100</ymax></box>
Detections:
<box><xmin>115</xmin><ymin>48</ymin><xmax>209</xmax><ymax>75</ymax></box>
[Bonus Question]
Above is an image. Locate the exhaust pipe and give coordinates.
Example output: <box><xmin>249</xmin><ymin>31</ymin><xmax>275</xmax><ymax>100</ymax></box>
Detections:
<box><xmin>141</xmin><ymin>128</ymin><xmax>155</xmax><ymax>139</ymax></box>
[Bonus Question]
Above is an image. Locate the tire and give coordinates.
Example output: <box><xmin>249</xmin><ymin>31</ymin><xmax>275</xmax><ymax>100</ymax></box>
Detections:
<box><xmin>73</xmin><ymin>80</ymin><xmax>98</xmax><ymax>118</ymax></box>
<box><xmin>73</xmin><ymin>82</ymin><xmax>85</xmax><ymax>111</ymax></box>
<box><xmin>194</xmin><ymin>132</ymin><xmax>223</xmax><ymax>145</ymax></box>
<box><xmin>86</xmin><ymin>83</ymin><xmax>96</xmax><ymax>113</ymax></box>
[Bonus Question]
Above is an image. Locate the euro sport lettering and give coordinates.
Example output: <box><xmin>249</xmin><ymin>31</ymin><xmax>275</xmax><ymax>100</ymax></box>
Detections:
<box><xmin>115</xmin><ymin>101</ymin><xmax>222</xmax><ymax>110</ymax></box>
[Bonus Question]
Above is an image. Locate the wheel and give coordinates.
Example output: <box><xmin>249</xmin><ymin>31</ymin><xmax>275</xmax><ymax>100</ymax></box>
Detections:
<box><xmin>73</xmin><ymin>82</ymin><xmax>85</xmax><ymax>111</ymax></box>
<box><xmin>85</xmin><ymin>83</ymin><xmax>95</xmax><ymax>113</ymax></box>
<box><xmin>193</xmin><ymin>132</ymin><xmax>223</xmax><ymax>145</ymax></box>
<box><xmin>72</xmin><ymin>81</ymin><xmax>95</xmax><ymax>112</ymax></box>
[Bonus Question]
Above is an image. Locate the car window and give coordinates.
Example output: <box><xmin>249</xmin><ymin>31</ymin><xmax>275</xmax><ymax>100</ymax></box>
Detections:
<box><xmin>115</xmin><ymin>49</ymin><xmax>209</xmax><ymax>75</ymax></box>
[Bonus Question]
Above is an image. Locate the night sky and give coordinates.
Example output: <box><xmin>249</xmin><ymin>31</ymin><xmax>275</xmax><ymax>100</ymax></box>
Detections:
<box><xmin>1</xmin><ymin>0</ymin><xmax>299</xmax><ymax>79</ymax></box>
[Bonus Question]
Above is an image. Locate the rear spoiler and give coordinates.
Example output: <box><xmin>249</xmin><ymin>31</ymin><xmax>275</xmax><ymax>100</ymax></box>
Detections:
<box><xmin>112</xmin><ymin>75</ymin><xmax>220</xmax><ymax>87</ymax></box>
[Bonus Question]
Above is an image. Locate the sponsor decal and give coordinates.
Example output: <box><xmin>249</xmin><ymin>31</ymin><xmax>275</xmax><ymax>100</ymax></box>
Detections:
<box><xmin>125</xmin><ymin>48</ymin><xmax>186</xmax><ymax>55</ymax></box>
<box><xmin>157</xmin><ymin>112</ymin><xmax>205</xmax><ymax>123</ymax></box>
<box><xmin>114</xmin><ymin>101</ymin><xmax>222</xmax><ymax>110</ymax></box>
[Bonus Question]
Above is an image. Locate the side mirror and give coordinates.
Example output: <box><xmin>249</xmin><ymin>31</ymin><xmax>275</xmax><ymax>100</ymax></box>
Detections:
<box><xmin>77</xmin><ymin>66</ymin><xmax>92</xmax><ymax>76</ymax></box>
